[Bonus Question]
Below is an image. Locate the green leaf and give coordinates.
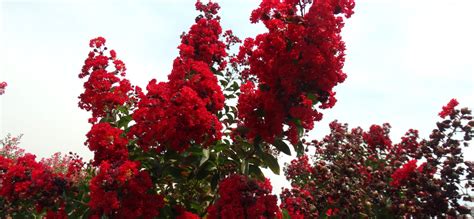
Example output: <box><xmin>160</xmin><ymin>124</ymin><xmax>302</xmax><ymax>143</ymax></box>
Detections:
<box><xmin>117</xmin><ymin>105</ymin><xmax>129</xmax><ymax>115</ymax></box>
<box><xmin>297</xmin><ymin>125</ymin><xmax>304</xmax><ymax>137</ymax></box>
<box><xmin>164</xmin><ymin>150</ymin><xmax>180</xmax><ymax>161</ymax></box>
<box><xmin>273</xmin><ymin>139</ymin><xmax>291</xmax><ymax>156</ymax></box>
<box><xmin>307</xmin><ymin>93</ymin><xmax>317</xmax><ymax>103</ymax></box>
<box><xmin>165</xmin><ymin>166</ymin><xmax>183</xmax><ymax>179</ymax></box>
<box><xmin>117</xmin><ymin>115</ymin><xmax>132</xmax><ymax>129</ymax></box>
<box><xmin>262</xmin><ymin>153</ymin><xmax>280</xmax><ymax>175</ymax></box>
<box><xmin>69</xmin><ymin>203</ymin><xmax>89</xmax><ymax>218</ymax></box>
<box><xmin>196</xmin><ymin>161</ymin><xmax>215</xmax><ymax>180</ymax></box>
<box><xmin>230</xmin><ymin>81</ymin><xmax>239</xmax><ymax>91</ymax></box>
<box><xmin>159</xmin><ymin>205</ymin><xmax>174</xmax><ymax>218</ymax></box>
<box><xmin>249</xmin><ymin>164</ymin><xmax>265</xmax><ymax>181</ymax></box>
<box><xmin>224</xmin><ymin>105</ymin><xmax>230</xmax><ymax>113</ymax></box>
<box><xmin>295</xmin><ymin>142</ymin><xmax>305</xmax><ymax>157</ymax></box>
<box><xmin>219</xmin><ymin>79</ymin><xmax>228</xmax><ymax>87</ymax></box>
<box><xmin>211</xmin><ymin>67</ymin><xmax>224</xmax><ymax>76</ymax></box>
<box><xmin>188</xmin><ymin>145</ymin><xmax>204</xmax><ymax>156</ymax></box>
<box><xmin>224</xmin><ymin>94</ymin><xmax>236</xmax><ymax>99</ymax></box>
<box><xmin>211</xmin><ymin>173</ymin><xmax>220</xmax><ymax>190</ymax></box>
<box><xmin>213</xmin><ymin>142</ymin><xmax>227</xmax><ymax>152</ymax></box>
<box><xmin>282</xmin><ymin>209</ymin><xmax>291</xmax><ymax>219</ymax></box>
<box><xmin>227</xmin><ymin>113</ymin><xmax>234</xmax><ymax>122</ymax></box>
<box><xmin>200</xmin><ymin>148</ymin><xmax>210</xmax><ymax>166</ymax></box>
<box><xmin>223</xmin><ymin>148</ymin><xmax>239</xmax><ymax>161</ymax></box>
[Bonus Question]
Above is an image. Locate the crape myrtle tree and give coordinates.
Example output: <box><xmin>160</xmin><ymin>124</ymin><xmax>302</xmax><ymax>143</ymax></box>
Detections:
<box><xmin>0</xmin><ymin>0</ymin><xmax>473</xmax><ymax>218</ymax></box>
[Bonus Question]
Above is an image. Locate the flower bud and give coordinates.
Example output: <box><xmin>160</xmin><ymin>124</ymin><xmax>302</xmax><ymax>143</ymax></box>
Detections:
<box><xmin>468</xmin><ymin>120</ymin><xmax>474</xmax><ymax>127</ymax></box>
<box><xmin>457</xmin><ymin>205</ymin><xmax>471</xmax><ymax>214</ymax></box>
<box><xmin>452</xmin><ymin>119</ymin><xmax>461</xmax><ymax>127</ymax></box>
<box><xmin>463</xmin><ymin>125</ymin><xmax>472</xmax><ymax>132</ymax></box>
<box><xmin>461</xmin><ymin>107</ymin><xmax>471</xmax><ymax>115</ymax></box>
<box><xmin>464</xmin><ymin>134</ymin><xmax>472</xmax><ymax>141</ymax></box>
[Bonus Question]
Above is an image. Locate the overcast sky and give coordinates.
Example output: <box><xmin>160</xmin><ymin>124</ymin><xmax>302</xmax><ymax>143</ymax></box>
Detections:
<box><xmin>1</xmin><ymin>0</ymin><xmax>473</xmax><ymax>194</ymax></box>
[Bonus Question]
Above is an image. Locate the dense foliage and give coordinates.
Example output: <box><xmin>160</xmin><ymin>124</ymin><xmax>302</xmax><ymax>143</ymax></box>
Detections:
<box><xmin>1</xmin><ymin>0</ymin><xmax>473</xmax><ymax>218</ymax></box>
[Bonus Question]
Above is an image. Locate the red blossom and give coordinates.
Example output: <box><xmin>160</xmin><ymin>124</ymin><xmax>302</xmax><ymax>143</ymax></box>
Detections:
<box><xmin>439</xmin><ymin>98</ymin><xmax>459</xmax><ymax>118</ymax></box>
<box><xmin>237</xmin><ymin>0</ymin><xmax>354</xmax><ymax>145</ymax></box>
<box><xmin>0</xmin><ymin>153</ymin><xmax>73</xmax><ymax>215</ymax></box>
<box><xmin>0</xmin><ymin>81</ymin><xmax>7</xmax><ymax>95</ymax></box>
<box><xmin>207</xmin><ymin>175</ymin><xmax>280</xmax><ymax>219</ymax></box>
<box><xmin>285</xmin><ymin>155</ymin><xmax>315</xmax><ymax>181</ymax></box>
<box><xmin>89</xmin><ymin>36</ymin><xmax>106</xmax><ymax>48</ymax></box>
<box><xmin>392</xmin><ymin>129</ymin><xmax>420</xmax><ymax>157</ymax></box>
<box><xmin>85</xmin><ymin>122</ymin><xmax>129</xmax><ymax>166</ymax></box>
<box><xmin>131</xmin><ymin>82</ymin><xmax>222</xmax><ymax>152</ymax></box>
<box><xmin>110</xmin><ymin>49</ymin><xmax>117</xmax><ymax>59</ymax></box>
<box><xmin>390</xmin><ymin>160</ymin><xmax>418</xmax><ymax>187</ymax></box>
<box><xmin>175</xmin><ymin>206</ymin><xmax>201</xmax><ymax>219</ymax></box>
<box><xmin>78</xmin><ymin>37</ymin><xmax>133</xmax><ymax>122</ymax></box>
<box><xmin>363</xmin><ymin>124</ymin><xmax>392</xmax><ymax>151</ymax></box>
<box><xmin>89</xmin><ymin>161</ymin><xmax>164</xmax><ymax>218</ymax></box>
<box><xmin>280</xmin><ymin>187</ymin><xmax>317</xmax><ymax>218</ymax></box>
<box><xmin>130</xmin><ymin>2</ymin><xmax>225</xmax><ymax>153</ymax></box>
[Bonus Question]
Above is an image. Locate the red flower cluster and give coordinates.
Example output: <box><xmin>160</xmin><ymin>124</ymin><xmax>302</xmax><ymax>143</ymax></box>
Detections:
<box><xmin>391</xmin><ymin>129</ymin><xmax>420</xmax><ymax>158</ymax></box>
<box><xmin>363</xmin><ymin>124</ymin><xmax>392</xmax><ymax>151</ymax></box>
<box><xmin>0</xmin><ymin>135</ymin><xmax>25</xmax><ymax>159</ymax></box>
<box><xmin>0</xmin><ymin>153</ymin><xmax>74</xmax><ymax>217</ymax></box>
<box><xmin>280</xmin><ymin>187</ymin><xmax>317</xmax><ymax>219</ymax></box>
<box><xmin>78</xmin><ymin>37</ymin><xmax>132</xmax><ymax>123</ymax></box>
<box><xmin>0</xmin><ymin>81</ymin><xmax>7</xmax><ymax>95</ymax></box>
<box><xmin>390</xmin><ymin>160</ymin><xmax>420</xmax><ymax>187</ymax></box>
<box><xmin>207</xmin><ymin>174</ymin><xmax>280</xmax><ymax>219</ymax></box>
<box><xmin>85</xmin><ymin>123</ymin><xmax>129</xmax><ymax>166</ymax></box>
<box><xmin>175</xmin><ymin>206</ymin><xmax>201</xmax><ymax>219</ymax></box>
<box><xmin>176</xmin><ymin>211</ymin><xmax>200</xmax><ymax>219</ymax></box>
<box><xmin>131</xmin><ymin>82</ymin><xmax>222</xmax><ymax>152</ymax></box>
<box><xmin>78</xmin><ymin>38</ymin><xmax>165</xmax><ymax>218</ymax></box>
<box><xmin>282</xmin><ymin>104</ymin><xmax>474</xmax><ymax>217</ymax></box>
<box><xmin>236</xmin><ymin>0</ymin><xmax>355</xmax><ymax>144</ymax></box>
<box><xmin>181</xmin><ymin>1</ymin><xmax>227</xmax><ymax>70</ymax></box>
<box><xmin>89</xmin><ymin>161</ymin><xmax>164</xmax><ymax>218</ymax></box>
<box><xmin>284</xmin><ymin>155</ymin><xmax>315</xmax><ymax>183</ymax></box>
<box><xmin>40</xmin><ymin>152</ymin><xmax>86</xmax><ymax>186</ymax></box>
<box><xmin>439</xmin><ymin>98</ymin><xmax>459</xmax><ymax>118</ymax></box>
<box><xmin>130</xmin><ymin>1</ymin><xmax>225</xmax><ymax>152</ymax></box>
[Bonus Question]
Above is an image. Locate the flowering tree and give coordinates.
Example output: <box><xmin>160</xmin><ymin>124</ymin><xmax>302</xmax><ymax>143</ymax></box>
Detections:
<box><xmin>1</xmin><ymin>0</ymin><xmax>473</xmax><ymax>218</ymax></box>
<box><xmin>281</xmin><ymin>101</ymin><xmax>474</xmax><ymax>218</ymax></box>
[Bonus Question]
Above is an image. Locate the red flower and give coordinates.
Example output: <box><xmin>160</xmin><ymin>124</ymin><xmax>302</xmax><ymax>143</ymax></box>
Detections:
<box><xmin>89</xmin><ymin>36</ymin><xmax>106</xmax><ymax>48</ymax></box>
<box><xmin>392</xmin><ymin>129</ymin><xmax>420</xmax><ymax>157</ymax></box>
<box><xmin>237</xmin><ymin>0</ymin><xmax>354</xmax><ymax>144</ymax></box>
<box><xmin>207</xmin><ymin>175</ymin><xmax>280</xmax><ymax>219</ymax></box>
<box><xmin>326</xmin><ymin>208</ymin><xmax>340</xmax><ymax>216</ymax></box>
<box><xmin>89</xmin><ymin>161</ymin><xmax>164</xmax><ymax>218</ymax></box>
<box><xmin>110</xmin><ymin>49</ymin><xmax>117</xmax><ymax>59</ymax></box>
<box><xmin>130</xmin><ymin>2</ymin><xmax>225</xmax><ymax>153</ymax></box>
<box><xmin>79</xmin><ymin>37</ymin><xmax>133</xmax><ymax>122</ymax></box>
<box><xmin>285</xmin><ymin>155</ymin><xmax>315</xmax><ymax>181</ymax></box>
<box><xmin>131</xmin><ymin>82</ymin><xmax>222</xmax><ymax>152</ymax></box>
<box><xmin>85</xmin><ymin>123</ymin><xmax>129</xmax><ymax>166</ymax></box>
<box><xmin>0</xmin><ymin>81</ymin><xmax>7</xmax><ymax>95</ymax></box>
<box><xmin>176</xmin><ymin>211</ymin><xmax>200</xmax><ymax>219</ymax></box>
<box><xmin>175</xmin><ymin>206</ymin><xmax>201</xmax><ymax>219</ymax></box>
<box><xmin>280</xmin><ymin>187</ymin><xmax>317</xmax><ymax>218</ymax></box>
<box><xmin>439</xmin><ymin>98</ymin><xmax>459</xmax><ymax>118</ymax></box>
<box><xmin>390</xmin><ymin>160</ymin><xmax>418</xmax><ymax>187</ymax></box>
<box><xmin>363</xmin><ymin>124</ymin><xmax>392</xmax><ymax>151</ymax></box>
<box><xmin>0</xmin><ymin>153</ymin><xmax>72</xmax><ymax>215</ymax></box>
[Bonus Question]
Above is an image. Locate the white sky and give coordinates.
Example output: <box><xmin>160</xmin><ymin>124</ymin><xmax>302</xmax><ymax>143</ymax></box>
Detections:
<box><xmin>1</xmin><ymin>0</ymin><xmax>474</xmax><ymax>195</ymax></box>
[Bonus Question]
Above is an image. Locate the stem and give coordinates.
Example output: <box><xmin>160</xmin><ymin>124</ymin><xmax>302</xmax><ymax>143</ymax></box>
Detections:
<box><xmin>242</xmin><ymin>159</ymin><xmax>249</xmax><ymax>175</ymax></box>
